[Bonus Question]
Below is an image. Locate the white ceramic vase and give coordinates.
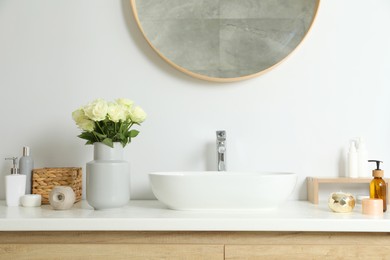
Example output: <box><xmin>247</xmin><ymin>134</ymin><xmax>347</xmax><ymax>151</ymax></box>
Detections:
<box><xmin>86</xmin><ymin>142</ymin><xmax>130</xmax><ymax>210</ymax></box>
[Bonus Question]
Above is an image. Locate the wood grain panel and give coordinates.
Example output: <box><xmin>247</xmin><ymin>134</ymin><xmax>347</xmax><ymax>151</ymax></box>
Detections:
<box><xmin>0</xmin><ymin>244</ymin><xmax>224</xmax><ymax>260</ymax></box>
<box><xmin>225</xmin><ymin>245</ymin><xmax>390</xmax><ymax>260</ymax></box>
<box><xmin>1</xmin><ymin>232</ymin><xmax>390</xmax><ymax>245</ymax></box>
<box><xmin>2</xmin><ymin>232</ymin><xmax>390</xmax><ymax>259</ymax></box>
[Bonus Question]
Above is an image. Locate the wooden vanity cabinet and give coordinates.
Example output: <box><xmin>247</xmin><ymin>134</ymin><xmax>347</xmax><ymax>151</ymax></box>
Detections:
<box><xmin>1</xmin><ymin>231</ymin><xmax>389</xmax><ymax>259</ymax></box>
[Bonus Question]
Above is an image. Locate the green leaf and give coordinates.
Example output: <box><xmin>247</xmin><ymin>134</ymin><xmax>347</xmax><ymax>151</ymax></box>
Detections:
<box><xmin>95</xmin><ymin>133</ymin><xmax>106</xmax><ymax>142</ymax></box>
<box><xmin>94</xmin><ymin>132</ymin><xmax>107</xmax><ymax>139</ymax></box>
<box><xmin>129</xmin><ymin>130</ymin><xmax>139</xmax><ymax>138</ymax></box>
<box><xmin>118</xmin><ymin>133</ymin><xmax>126</xmax><ymax>140</ymax></box>
<box><xmin>102</xmin><ymin>138</ymin><xmax>114</xmax><ymax>148</ymax></box>
<box><xmin>78</xmin><ymin>132</ymin><xmax>95</xmax><ymax>141</ymax></box>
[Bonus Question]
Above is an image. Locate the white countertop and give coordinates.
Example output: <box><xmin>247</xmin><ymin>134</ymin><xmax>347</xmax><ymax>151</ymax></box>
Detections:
<box><xmin>1</xmin><ymin>200</ymin><xmax>390</xmax><ymax>232</ymax></box>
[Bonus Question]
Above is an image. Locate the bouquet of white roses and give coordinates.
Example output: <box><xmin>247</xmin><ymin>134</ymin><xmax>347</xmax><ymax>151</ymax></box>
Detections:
<box><xmin>72</xmin><ymin>98</ymin><xmax>146</xmax><ymax>147</ymax></box>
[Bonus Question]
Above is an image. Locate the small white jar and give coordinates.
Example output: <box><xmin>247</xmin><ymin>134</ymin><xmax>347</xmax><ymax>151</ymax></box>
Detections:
<box><xmin>21</xmin><ymin>194</ymin><xmax>42</xmax><ymax>207</ymax></box>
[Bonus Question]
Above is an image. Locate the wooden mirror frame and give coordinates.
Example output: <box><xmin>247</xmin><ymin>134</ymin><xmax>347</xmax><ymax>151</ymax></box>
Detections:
<box><xmin>130</xmin><ymin>0</ymin><xmax>320</xmax><ymax>83</ymax></box>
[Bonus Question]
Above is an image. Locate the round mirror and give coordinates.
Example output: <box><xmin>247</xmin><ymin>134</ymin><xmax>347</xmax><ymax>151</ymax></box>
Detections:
<box><xmin>131</xmin><ymin>0</ymin><xmax>320</xmax><ymax>82</ymax></box>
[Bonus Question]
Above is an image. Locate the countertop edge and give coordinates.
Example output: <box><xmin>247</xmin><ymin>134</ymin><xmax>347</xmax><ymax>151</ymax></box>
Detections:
<box><xmin>1</xmin><ymin>200</ymin><xmax>389</xmax><ymax>232</ymax></box>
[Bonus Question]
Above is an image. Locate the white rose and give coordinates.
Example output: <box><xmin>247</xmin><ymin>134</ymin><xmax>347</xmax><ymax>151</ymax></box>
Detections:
<box><xmin>130</xmin><ymin>106</ymin><xmax>147</xmax><ymax>123</ymax></box>
<box><xmin>116</xmin><ymin>98</ymin><xmax>133</xmax><ymax>120</ymax></box>
<box><xmin>116</xmin><ymin>98</ymin><xmax>133</xmax><ymax>109</ymax></box>
<box><xmin>72</xmin><ymin>108</ymin><xmax>86</xmax><ymax>124</ymax></box>
<box><xmin>83</xmin><ymin>98</ymin><xmax>108</xmax><ymax>121</ymax></box>
<box><xmin>78</xmin><ymin>119</ymin><xmax>95</xmax><ymax>132</ymax></box>
<box><xmin>107</xmin><ymin>102</ymin><xmax>126</xmax><ymax>123</ymax></box>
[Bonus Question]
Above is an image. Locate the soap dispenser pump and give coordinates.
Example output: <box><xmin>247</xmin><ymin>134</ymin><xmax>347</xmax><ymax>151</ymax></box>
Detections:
<box><xmin>5</xmin><ymin>157</ymin><xmax>26</xmax><ymax>206</ymax></box>
<box><xmin>369</xmin><ymin>160</ymin><xmax>386</xmax><ymax>212</ymax></box>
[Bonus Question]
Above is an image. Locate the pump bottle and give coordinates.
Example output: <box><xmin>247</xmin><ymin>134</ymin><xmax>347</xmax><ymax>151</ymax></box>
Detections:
<box><xmin>5</xmin><ymin>157</ymin><xmax>26</xmax><ymax>206</ymax></box>
<box><xmin>19</xmin><ymin>146</ymin><xmax>34</xmax><ymax>194</ymax></box>
<box><xmin>347</xmin><ymin>141</ymin><xmax>358</xmax><ymax>178</ymax></box>
<box><xmin>369</xmin><ymin>160</ymin><xmax>386</xmax><ymax>212</ymax></box>
<box><xmin>357</xmin><ymin>138</ymin><xmax>369</xmax><ymax>177</ymax></box>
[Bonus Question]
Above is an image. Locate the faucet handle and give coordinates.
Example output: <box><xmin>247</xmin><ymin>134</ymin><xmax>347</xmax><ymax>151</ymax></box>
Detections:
<box><xmin>216</xmin><ymin>130</ymin><xmax>226</xmax><ymax>141</ymax></box>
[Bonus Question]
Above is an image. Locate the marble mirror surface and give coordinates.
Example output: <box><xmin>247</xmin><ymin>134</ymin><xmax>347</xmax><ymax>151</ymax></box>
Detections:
<box><xmin>131</xmin><ymin>0</ymin><xmax>319</xmax><ymax>82</ymax></box>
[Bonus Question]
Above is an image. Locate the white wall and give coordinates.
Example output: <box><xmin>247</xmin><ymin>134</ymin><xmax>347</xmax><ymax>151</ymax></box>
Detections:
<box><xmin>0</xmin><ymin>0</ymin><xmax>389</xmax><ymax>201</ymax></box>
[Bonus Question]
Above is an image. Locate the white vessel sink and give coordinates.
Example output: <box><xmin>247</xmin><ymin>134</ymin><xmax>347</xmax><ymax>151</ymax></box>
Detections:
<box><xmin>149</xmin><ymin>171</ymin><xmax>297</xmax><ymax>210</ymax></box>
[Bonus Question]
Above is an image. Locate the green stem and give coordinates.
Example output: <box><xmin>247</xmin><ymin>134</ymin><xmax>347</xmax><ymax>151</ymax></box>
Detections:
<box><xmin>92</xmin><ymin>131</ymin><xmax>100</xmax><ymax>142</ymax></box>
<box><xmin>127</xmin><ymin>122</ymin><xmax>134</xmax><ymax>131</ymax></box>
<box><xmin>96</xmin><ymin>121</ymin><xmax>107</xmax><ymax>137</ymax></box>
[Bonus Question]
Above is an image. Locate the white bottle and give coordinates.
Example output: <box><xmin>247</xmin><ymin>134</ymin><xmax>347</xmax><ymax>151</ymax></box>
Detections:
<box><xmin>19</xmin><ymin>146</ymin><xmax>34</xmax><ymax>194</ymax></box>
<box><xmin>347</xmin><ymin>141</ymin><xmax>358</xmax><ymax>178</ymax></box>
<box><xmin>5</xmin><ymin>157</ymin><xmax>26</xmax><ymax>206</ymax></box>
<box><xmin>357</xmin><ymin>138</ymin><xmax>369</xmax><ymax>178</ymax></box>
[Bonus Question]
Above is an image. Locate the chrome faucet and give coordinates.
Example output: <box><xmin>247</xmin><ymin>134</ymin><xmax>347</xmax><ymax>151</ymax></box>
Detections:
<box><xmin>216</xmin><ymin>130</ymin><xmax>226</xmax><ymax>171</ymax></box>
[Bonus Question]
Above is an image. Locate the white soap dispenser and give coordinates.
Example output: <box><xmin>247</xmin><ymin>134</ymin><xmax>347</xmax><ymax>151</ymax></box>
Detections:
<box><xmin>347</xmin><ymin>141</ymin><xmax>358</xmax><ymax>178</ymax></box>
<box><xmin>5</xmin><ymin>157</ymin><xmax>26</xmax><ymax>206</ymax></box>
<box><xmin>357</xmin><ymin>138</ymin><xmax>369</xmax><ymax>177</ymax></box>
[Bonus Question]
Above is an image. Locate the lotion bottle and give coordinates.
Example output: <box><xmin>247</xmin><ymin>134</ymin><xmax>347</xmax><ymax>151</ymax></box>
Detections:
<box><xmin>19</xmin><ymin>146</ymin><xmax>34</xmax><ymax>194</ymax></box>
<box><xmin>357</xmin><ymin>138</ymin><xmax>369</xmax><ymax>177</ymax></box>
<box><xmin>369</xmin><ymin>160</ymin><xmax>386</xmax><ymax>212</ymax></box>
<box><xmin>5</xmin><ymin>157</ymin><xmax>26</xmax><ymax>206</ymax></box>
<box><xmin>347</xmin><ymin>141</ymin><xmax>358</xmax><ymax>178</ymax></box>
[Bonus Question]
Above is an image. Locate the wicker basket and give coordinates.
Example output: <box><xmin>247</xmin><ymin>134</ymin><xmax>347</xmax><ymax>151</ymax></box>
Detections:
<box><xmin>32</xmin><ymin>167</ymin><xmax>82</xmax><ymax>204</ymax></box>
